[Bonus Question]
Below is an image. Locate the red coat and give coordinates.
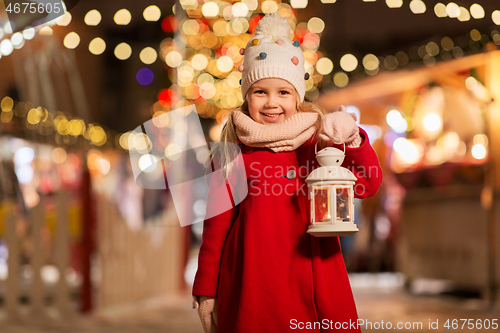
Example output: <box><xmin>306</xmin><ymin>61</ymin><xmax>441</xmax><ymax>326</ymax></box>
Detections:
<box><xmin>193</xmin><ymin>129</ymin><xmax>382</xmax><ymax>332</ymax></box>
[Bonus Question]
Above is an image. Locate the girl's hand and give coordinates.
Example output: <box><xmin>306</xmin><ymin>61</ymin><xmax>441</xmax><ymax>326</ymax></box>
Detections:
<box><xmin>319</xmin><ymin>105</ymin><xmax>362</xmax><ymax>148</ymax></box>
<box><xmin>193</xmin><ymin>295</ymin><xmax>218</xmax><ymax>333</ymax></box>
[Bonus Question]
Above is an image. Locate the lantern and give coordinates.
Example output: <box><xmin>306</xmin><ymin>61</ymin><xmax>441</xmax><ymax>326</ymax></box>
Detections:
<box><xmin>306</xmin><ymin>145</ymin><xmax>358</xmax><ymax>237</ymax></box>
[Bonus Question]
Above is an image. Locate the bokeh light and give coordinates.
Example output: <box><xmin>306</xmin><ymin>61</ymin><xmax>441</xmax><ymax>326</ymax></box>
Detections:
<box><xmin>316</xmin><ymin>57</ymin><xmax>333</xmax><ymax>75</ymax></box>
<box><xmin>114</xmin><ymin>9</ymin><xmax>132</xmax><ymax>25</ymax></box>
<box><xmin>409</xmin><ymin>0</ymin><xmax>426</xmax><ymax>14</ymax></box>
<box><xmin>114</xmin><ymin>43</ymin><xmax>132</xmax><ymax>60</ymax></box>
<box><xmin>470</xmin><ymin>4</ymin><xmax>485</xmax><ymax>19</ymax></box>
<box><xmin>333</xmin><ymin>72</ymin><xmax>349</xmax><ymax>87</ymax></box>
<box><xmin>143</xmin><ymin>5</ymin><xmax>162</xmax><ymax>22</ymax></box>
<box><xmin>340</xmin><ymin>54</ymin><xmax>358</xmax><ymax>72</ymax></box>
<box><xmin>386</xmin><ymin>0</ymin><xmax>403</xmax><ymax>8</ymax></box>
<box><xmin>57</xmin><ymin>12</ymin><xmax>72</xmax><ymax>26</ymax></box>
<box><xmin>136</xmin><ymin>68</ymin><xmax>154</xmax><ymax>85</ymax></box>
<box><xmin>85</xmin><ymin>9</ymin><xmax>102</xmax><ymax>26</ymax></box>
<box><xmin>140</xmin><ymin>47</ymin><xmax>158</xmax><ymax>64</ymax></box>
<box><xmin>308</xmin><ymin>17</ymin><xmax>325</xmax><ymax>33</ymax></box>
<box><xmin>89</xmin><ymin>37</ymin><xmax>106</xmax><ymax>55</ymax></box>
<box><xmin>434</xmin><ymin>3</ymin><xmax>447</xmax><ymax>17</ymax></box>
<box><xmin>63</xmin><ymin>32</ymin><xmax>80</xmax><ymax>49</ymax></box>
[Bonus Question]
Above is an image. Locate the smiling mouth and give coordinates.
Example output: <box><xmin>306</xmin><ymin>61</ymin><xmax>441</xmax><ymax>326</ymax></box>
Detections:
<box><xmin>261</xmin><ymin>112</ymin><xmax>283</xmax><ymax>118</ymax></box>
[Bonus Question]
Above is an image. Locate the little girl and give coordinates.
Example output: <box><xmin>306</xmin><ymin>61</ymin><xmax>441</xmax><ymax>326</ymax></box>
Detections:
<box><xmin>192</xmin><ymin>13</ymin><xmax>382</xmax><ymax>333</ymax></box>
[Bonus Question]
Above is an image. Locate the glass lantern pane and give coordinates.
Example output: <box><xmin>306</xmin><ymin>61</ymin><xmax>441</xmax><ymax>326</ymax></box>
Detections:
<box><xmin>336</xmin><ymin>187</ymin><xmax>351</xmax><ymax>221</ymax></box>
<box><xmin>313</xmin><ymin>187</ymin><xmax>330</xmax><ymax>222</ymax></box>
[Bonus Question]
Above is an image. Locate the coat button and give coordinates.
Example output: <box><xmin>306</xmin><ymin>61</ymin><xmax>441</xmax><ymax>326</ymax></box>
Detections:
<box><xmin>286</xmin><ymin>170</ymin><xmax>296</xmax><ymax>179</ymax></box>
<box><xmin>241</xmin><ymin>145</ymin><xmax>255</xmax><ymax>154</ymax></box>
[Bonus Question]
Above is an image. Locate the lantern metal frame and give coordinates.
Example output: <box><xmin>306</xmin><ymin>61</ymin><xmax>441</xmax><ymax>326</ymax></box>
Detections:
<box><xmin>306</xmin><ymin>144</ymin><xmax>359</xmax><ymax>237</ymax></box>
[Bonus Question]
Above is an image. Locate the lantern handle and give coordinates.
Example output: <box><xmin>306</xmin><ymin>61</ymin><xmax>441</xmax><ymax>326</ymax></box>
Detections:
<box><xmin>315</xmin><ymin>141</ymin><xmax>346</xmax><ymax>155</ymax></box>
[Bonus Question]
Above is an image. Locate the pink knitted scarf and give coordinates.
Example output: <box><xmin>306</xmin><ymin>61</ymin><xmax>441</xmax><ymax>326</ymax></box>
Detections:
<box><xmin>232</xmin><ymin>110</ymin><xmax>319</xmax><ymax>152</ymax></box>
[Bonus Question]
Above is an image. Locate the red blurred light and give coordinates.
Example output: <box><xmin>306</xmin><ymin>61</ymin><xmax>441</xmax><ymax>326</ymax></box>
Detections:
<box><xmin>162</xmin><ymin>16</ymin><xmax>177</xmax><ymax>33</ymax></box>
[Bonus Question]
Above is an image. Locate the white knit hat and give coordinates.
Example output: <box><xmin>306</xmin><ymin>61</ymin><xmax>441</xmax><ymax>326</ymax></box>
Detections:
<box><xmin>239</xmin><ymin>13</ymin><xmax>308</xmax><ymax>102</ymax></box>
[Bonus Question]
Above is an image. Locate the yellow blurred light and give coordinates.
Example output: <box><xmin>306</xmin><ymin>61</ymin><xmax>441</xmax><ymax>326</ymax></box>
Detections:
<box><xmin>426</xmin><ymin>42</ymin><xmax>439</xmax><ymax>56</ymax></box>
<box><xmin>166</xmin><ymin>51</ymin><xmax>183</xmax><ymax>67</ymax></box>
<box><xmin>199</xmin><ymin>82</ymin><xmax>216</xmax><ymax>99</ymax></box>
<box><xmin>143</xmin><ymin>5</ymin><xmax>161</xmax><ymax>22</ymax></box>
<box><xmin>227</xmin><ymin>72</ymin><xmax>241</xmax><ymax>88</ymax></box>
<box><xmin>198</xmin><ymin>73</ymin><xmax>215</xmax><ymax>85</ymax></box>
<box><xmin>1</xmin><ymin>96</ymin><xmax>14</xmax><ymax>112</ymax></box>
<box><xmin>362</xmin><ymin>54</ymin><xmax>379</xmax><ymax>70</ymax></box>
<box><xmin>140</xmin><ymin>47</ymin><xmax>158</xmax><ymax>64</ymax></box>
<box><xmin>262</xmin><ymin>1</ymin><xmax>279</xmax><ymax>13</ymax></box>
<box><xmin>213</xmin><ymin>20</ymin><xmax>228</xmax><ymax>36</ymax></box>
<box><xmin>493</xmin><ymin>11</ymin><xmax>500</xmax><ymax>25</ymax></box>
<box><xmin>231</xmin><ymin>19</ymin><xmax>248</xmax><ymax>34</ymax></box>
<box><xmin>68</xmin><ymin>119</ymin><xmax>85</xmax><ymax>136</ymax></box>
<box><xmin>472</xmin><ymin>144</ymin><xmax>487</xmax><ymax>159</ymax></box>
<box><xmin>409</xmin><ymin>0</ymin><xmax>426</xmax><ymax>14</ymax></box>
<box><xmin>446</xmin><ymin>3</ymin><xmax>460</xmax><ymax>18</ymax></box>
<box><xmin>473</xmin><ymin>134</ymin><xmax>488</xmax><ymax>146</ymax></box>
<box><xmin>458</xmin><ymin>7</ymin><xmax>470</xmax><ymax>22</ymax></box>
<box><xmin>152</xmin><ymin>111</ymin><xmax>170</xmax><ymax>128</ymax></box>
<box><xmin>114</xmin><ymin>43</ymin><xmax>132</xmax><ymax>60</ymax></box>
<box><xmin>423</xmin><ymin>113</ymin><xmax>441</xmax><ymax>131</ymax></box>
<box><xmin>470</xmin><ymin>4</ymin><xmax>485</xmax><ymax>19</ymax></box>
<box><xmin>465</xmin><ymin>77</ymin><xmax>477</xmax><ymax>90</ymax></box>
<box><xmin>192</xmin><ymin>54</ymin><xmax>208</xmax><ymax>70</ymax></box>
<box><xmin>217</xmin><ymin>56</ymin><xmax>234</xmax><ymax>73</ymax></box>
<box><xmin>202</xmin><ymin>2</ymin><xmax>219</xmax><ymax>18</ymax></box>
<box><xmin>226</xmin><ymin>45</ymin><xmax>243</xmax><ymax>62</ymax></box>
<box><xmin>89</xmin><ymin>37</ymin><xmax>106</xmax><ymax>55</ymax></box>
<box><xmin>316</xmin><ymin>57</ymin><xmax>333</xmax><ymax>75</ymax></box>
<box><xmin>340</xmin><ymin>54</ymin><xmax>358</xmax><ymax>72</ymax></box>
<box><xmin>434</xmin><ymin>3</ymin><xmax>447</xmax><ymax>17</ymax></box>
<box><xmin>85</xmin><ymin>9</ymin><xmax>102</xmax><ymax>26</ymax></box>
<box><xmin>1</xmin><ymin>111</ymin><xmax>13</xmax><ymax>123</ymax></box>
<box><xmin>291</xmin><ymin>0</ymin><xmax>308</xmax><ymax>9</ymax></box>
<box><xmin>114</xmin><ymin>9</ymin><xmax>132</xmax><ymax>25</ymax></box>
<box><xmin>89</xmin><ymin>126</ymin><xmax>107</xmax><ymax>146</ymax></box>
<box><xmin>243</xmin><ymin>0</ymin><xmax>258</xmax><ymax>10</ymax></box>
<box><xmin>165</xmin><ymin>143</ymin><xmax>182</xmax><ymax>160</ymax></box>
<box><xmin>470</xmin><ymin>29</ymin><xmax>481</xmax><ymax>41</ymax></box>
<box><xmin>386</xmin><ymin>0</ymin><xmax>403</xmax><ymax>8</ymax></box>
<box><xmin>63</xmin><ymin>32</ymin><xmax>80</xmax><ymax>49</ymax></box>
<box><xmin>308</xmin><ymin>17</ymin><xmax>325</xmax><ymax>34</ymax></box>
<box><xmin>441</xmin><ymin>37</ymin><xmax>454</xmax><ymax>50</ymax></box>
<box><xmin>180</xmin><ymin>0</ymin><xmax>198</xmax><ymax>10</ymax></box>
<box><xmin>182</xmin><ymin>19</ymin><xmax>200</xmax><ymax>35</ymax></box>
<box><xmin>27</xmin><ymin>108</ymin><xmax>42</xmax><ymax>125</ymax></box>
<box><xmin>52</xmin><ymin>147</ymin><xmax>67</xmax><ymax>164</ymax></box>
<box><xmin>232</xmin><ymin>2</ymin><xmax>249</xmax><ymax>17</ymax></box>
<box><xmin>57</xmin><ymin>12</ymin><xmax>72</xmax><ymax>26</ymax></box>
<box><xmin>119</xmin><ymin>132</ymin><xmax>132</xmax><ymax>150</ymax></box>
<box><xmin>333</xmin><ymin>72</ymin><xmax>349</xmax><ymax>88</ymax></box>
<box><xmin>321</xmin><ymin>0</ymin><xmax>337</xmax><ymax>3</ymax></box>
<box><xmin>57</xmin><ymin>118</ymin><xmax>69</xmax><ymax>134</ymax></box>
<box><xmin>39</xmin><ymin>27</ymin><xmax>53</xmax><ymax>35</ymax></box>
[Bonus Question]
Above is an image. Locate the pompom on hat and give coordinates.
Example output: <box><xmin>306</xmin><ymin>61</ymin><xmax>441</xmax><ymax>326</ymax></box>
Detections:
<box><xmin>240</xmin><ymin>13</ymin><xmax>307</xmax><ymax>102</ymax></box>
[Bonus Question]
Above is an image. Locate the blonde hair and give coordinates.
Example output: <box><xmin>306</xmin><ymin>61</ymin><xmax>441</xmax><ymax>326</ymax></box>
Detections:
<box><xmin>208</xmin><ymin>88</ymin><xmax>326</xmax><ymax>178</ymax></box>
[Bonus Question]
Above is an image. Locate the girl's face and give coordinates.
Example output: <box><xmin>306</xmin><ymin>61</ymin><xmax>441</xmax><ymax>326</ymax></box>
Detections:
<box><xmin>247</xmin><ymin>78</ymin><xmax>297</xmax><ymax>125</ymax></box>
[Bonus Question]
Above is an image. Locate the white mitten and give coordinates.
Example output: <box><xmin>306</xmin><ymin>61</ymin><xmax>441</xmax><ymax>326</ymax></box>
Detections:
<box><xmin>319</xmin><ymin>105</ymin><xmax>362</xmax><ymax>148</ymax></box>
<box><xmin>193</xmin><ymin>295</ymin><xmax>218</xmax><ymax>333</ymax></box>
